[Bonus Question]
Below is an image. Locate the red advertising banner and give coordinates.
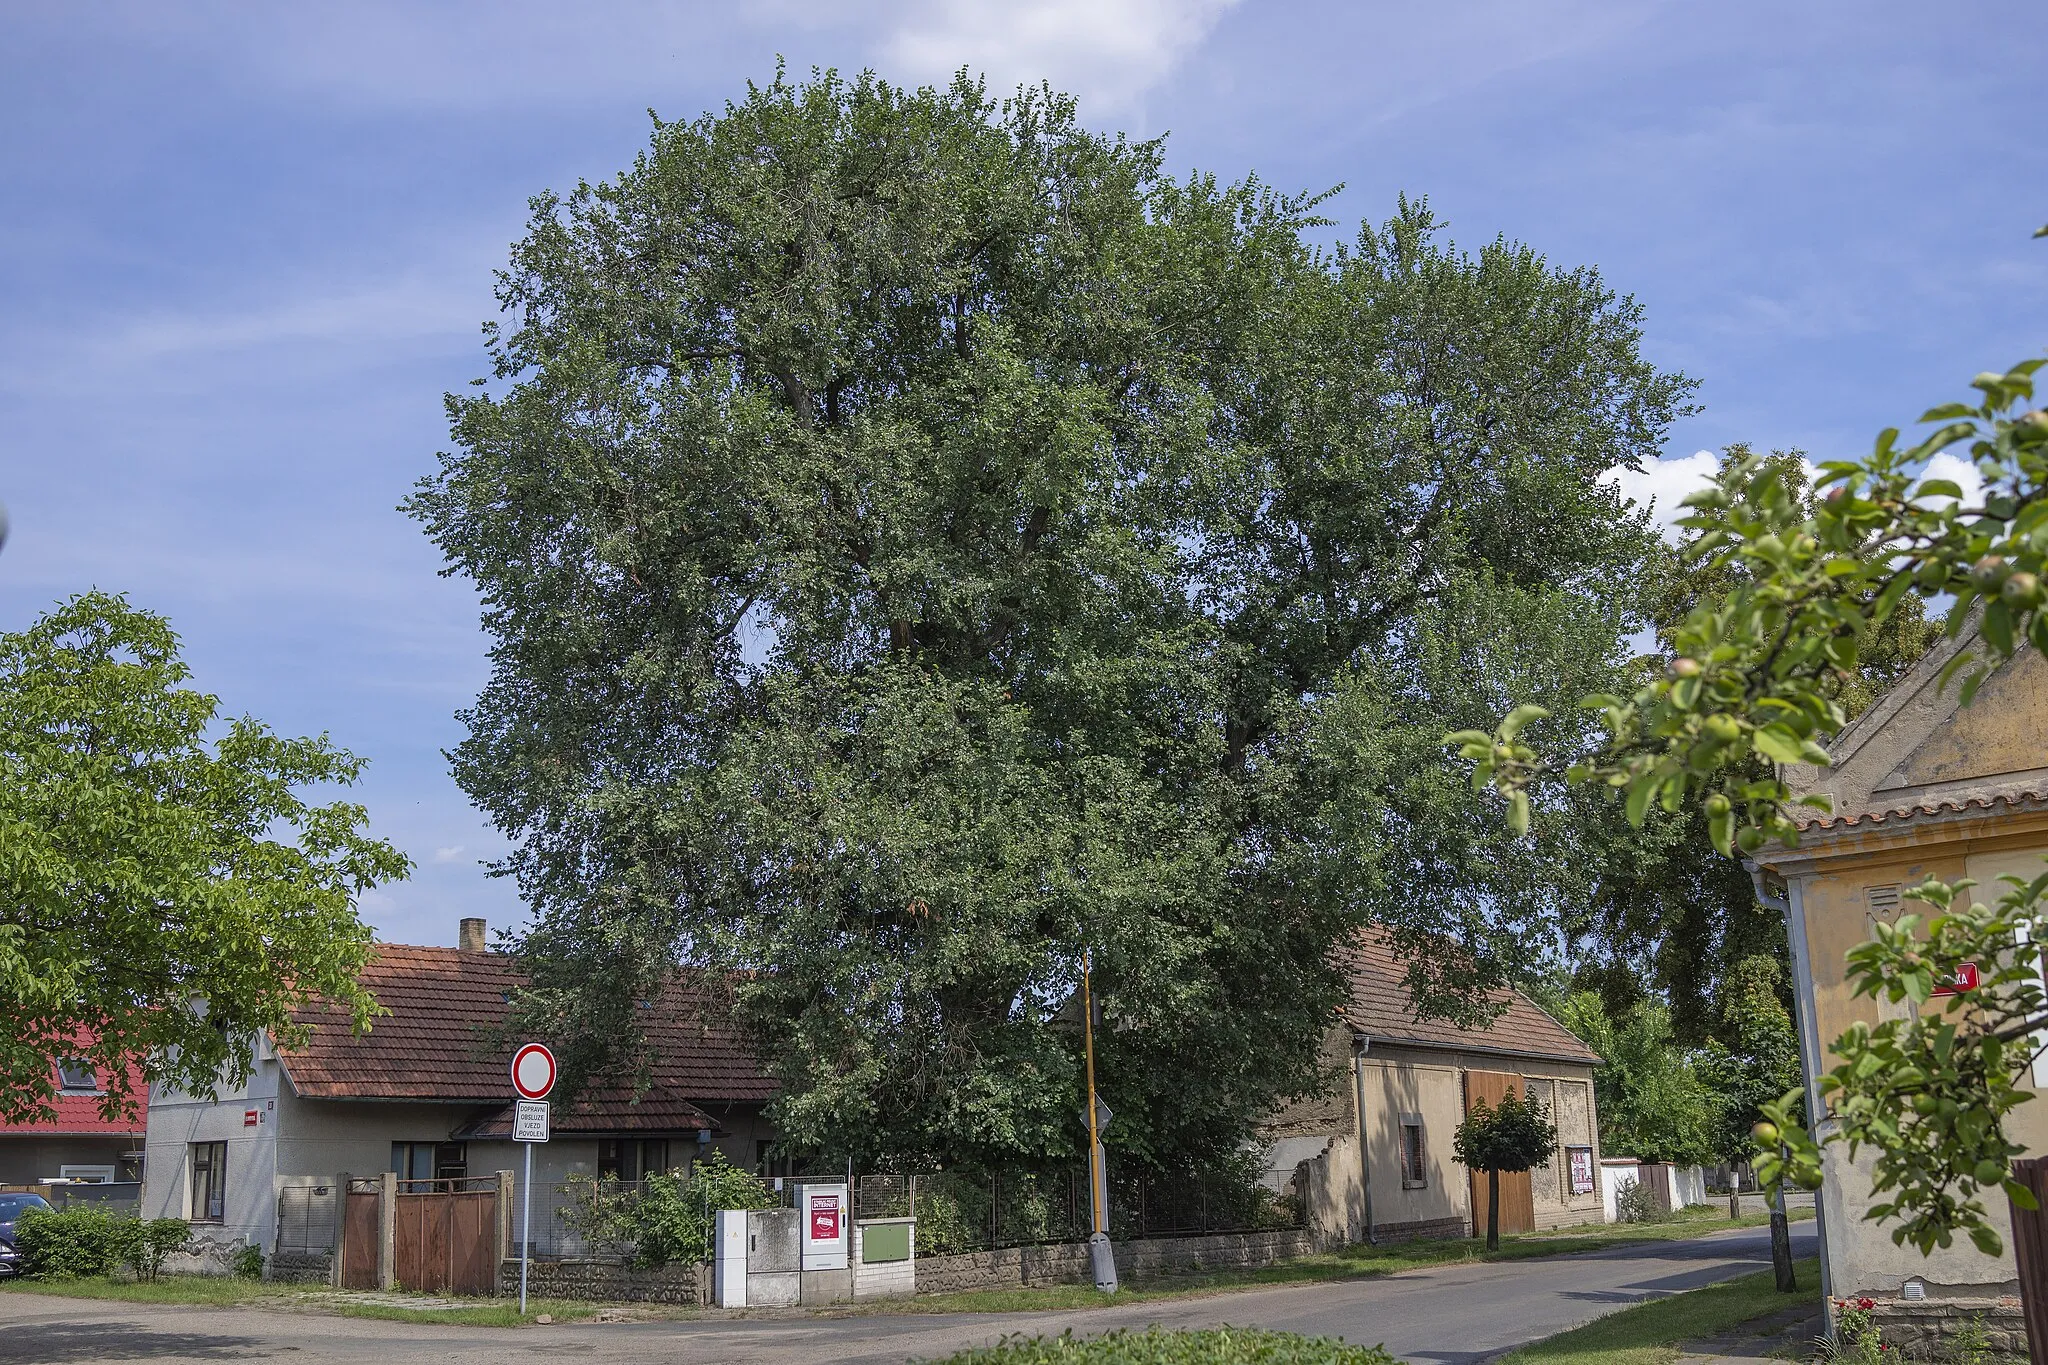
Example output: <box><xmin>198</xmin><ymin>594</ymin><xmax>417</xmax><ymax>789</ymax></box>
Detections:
<box><xmin>810</xmin><ymin>1193</ymin><xmax>841</xmax><ymax>1242</ymax></box>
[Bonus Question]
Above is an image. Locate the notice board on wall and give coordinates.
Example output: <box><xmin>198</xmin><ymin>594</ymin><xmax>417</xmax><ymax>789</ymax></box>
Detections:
<box><xmin>1567</xmin><ymin>1146</ymin><xmax>1596</xmax><ymax>1196</ymax></box>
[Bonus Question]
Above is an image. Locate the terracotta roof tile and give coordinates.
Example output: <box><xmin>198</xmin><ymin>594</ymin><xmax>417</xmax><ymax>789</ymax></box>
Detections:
<box><xmin>281</xmin><ymin>945</ymin><xmax>774</xmax><ymax>1130</ymax></box>
<box><xmin>1795</xmin><ymin>790</ymin><xmax>2048</xmax><ymax>832</ymax></box>
<box><xmin>1337</xmin><ymin>931</ymin><xmax>1599</xmax><ymax>1065</ymax></box>
<box><xmin>0</xmin><ymin>1052</ymin><xmax>146</xmax><ymax>1137</ymax></box>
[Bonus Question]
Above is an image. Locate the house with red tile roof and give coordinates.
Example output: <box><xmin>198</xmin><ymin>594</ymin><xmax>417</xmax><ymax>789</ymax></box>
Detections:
<box><xmin>139</xmin><ymin>918</ymin><xmax>775</xmax><ymax>1262</ymax></box>
<box><xmin>0</xmin><ymin>1057</ymin><xmax>145</xmax><ymax>1186</ymax></box>
<box><xmin>1261</xmin><ymin>929</ymin><xmax>1606</xmax><ymax>1245</ymax></box>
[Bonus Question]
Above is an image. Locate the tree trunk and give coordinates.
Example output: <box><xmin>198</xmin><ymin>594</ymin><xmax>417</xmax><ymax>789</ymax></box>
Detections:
<box><xmin>1770</xmin><ymin>1184</ymin><xmax>1796</xmax><ymax>1292</ymax></box>
<box><xmin>1487</xmin><ymin>1168</ymin><xmax>1501</xmax><ymax>1252</ymax></box>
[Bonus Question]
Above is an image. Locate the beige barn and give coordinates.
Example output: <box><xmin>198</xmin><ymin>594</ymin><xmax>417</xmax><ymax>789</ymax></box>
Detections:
<box><xmin>1752</xmin><ymin>626</ymin><xmax>2048</xmax><ymax>1350</ymax></box>
<box><xmin>1264</xmin><ymin>932</ymin><xmax>1606</xmax><ymax>1243</ymax></box>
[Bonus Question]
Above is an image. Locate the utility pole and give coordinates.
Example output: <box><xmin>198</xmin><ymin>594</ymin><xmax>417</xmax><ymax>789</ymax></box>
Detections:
<box><xmin>1082</xmin><ymin>949</ymin><xmax>1118</xmax><ymax>1293</ymax></box>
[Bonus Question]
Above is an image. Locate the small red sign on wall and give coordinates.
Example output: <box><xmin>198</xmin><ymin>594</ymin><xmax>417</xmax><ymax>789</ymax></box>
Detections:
<box><xmin>1932</xmin><ymin>962</ymin><xmax>1981</xmax><ymax>997</ymax></box>
<box><xmin>809</xmin><ymin>1194</ymin><xmax>841</xmax><ymax>1242</ymax></box>
<box><xmin>244</xmin><ymin>1109</ymin><xmax>259</xmax><ymax>1127</ymax></box>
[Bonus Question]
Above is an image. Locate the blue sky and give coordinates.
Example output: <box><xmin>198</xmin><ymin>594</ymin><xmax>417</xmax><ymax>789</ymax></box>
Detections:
<box><xmin>2</xmin><ymin>2</ymin><xmax>2042</xmax><ymax>948</ymax></box>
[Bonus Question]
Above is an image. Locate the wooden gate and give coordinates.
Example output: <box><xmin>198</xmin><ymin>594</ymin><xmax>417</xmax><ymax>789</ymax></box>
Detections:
<box><xmin>340</xmin><ymin>1187</ymin><xmax>381</xmax><ymax>1290</ymax></box>
<box><xmin>393</xmin><ymin>1180</ymin><xmax>499</xmax><ymax>1296</ymax></box>
<box><xmin>1464</xmin><ymin>1070</ymin><xmax>1536</xmax><ymax>1238</ymax></box>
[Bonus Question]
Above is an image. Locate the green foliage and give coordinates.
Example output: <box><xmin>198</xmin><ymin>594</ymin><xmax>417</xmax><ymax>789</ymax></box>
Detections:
<box><xmin>1464</xmin><ymin>298</ymin><xmax>2048</xmax><ymax>1260</ymax></box>
<box><xmin>1757</xmin><ymin>873</ymin><xmax>2048</xmax><ymax>1258</ymax></box>
<box><xmin>129</xmin><ymin>1220</ymin><xmax>191</xmax><ymax>1282</ymax></box>
<box><xmin>1556</xmin><ymin>448</ymin><xmax>1936</xmax><ymax>1046</ymax></box>
<box><xmin>934</xmin><ymin>1327</ymin><xmax>1396</xmax><ymax>1365</ymax></box>
<box><xmin>1557</xmin><ymin>993</ymin><xmax>1717</xmax><ymax>1164</ymax></box>
<box><xmin>559</xmin><ymin>1151</ymin><xmax>777</xmax><ymax>1267</ymax></box>
<box><xmin>1452</xmin><ymin>1092</ymin><xmax>1557</xmax><ymax>1175</ymax></box>
<box><xmin>1694</xmin><ymin>956</ymin><xmax>1804</xmax><ymax>1165</ymax></box>
<box><xmin>230</xmin><ymin>1244</ymin><xmax>264</xmax><ymax>1280</ymax></box>
<box><xmin>1612</xmin><ymin>1178</ymin><xmax>1659</xmax><ymax>1226</ymax></box>
<box><xmin>411</xmin><ymin>66</ymin><xmax>1689</xmax><ymax>1168</ymax></box>
<box><xmin>0</xmin><ymin>593</ymin><xmax>409</xmax><ymax>1123</ymax></box>
<box><xmin>1817</xmin><ymin>1300</ymin><xmax>1895</xmax><ymax>1365</ymax></box>
<box><xmin>1461</xmin><ymin>356</ymin><xmax>2048</xmax><ymax>854</ymax></box>
<box><xmin>13</xmin><ymin>1207</ymin><xmax>188</xmax><ymax>1280</ymax></box>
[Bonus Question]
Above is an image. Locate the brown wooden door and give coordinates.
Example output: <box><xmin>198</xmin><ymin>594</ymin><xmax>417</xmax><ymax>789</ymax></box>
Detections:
<box><xmin>341</xmin><ymin>1191</ymin><xmax>380</xmax><ymax>1290</ymax></box>
<box><xmin>1465</xmin><ymin>1070</ymin><xmax>1536</xmax><ymax>1238</ymax></box>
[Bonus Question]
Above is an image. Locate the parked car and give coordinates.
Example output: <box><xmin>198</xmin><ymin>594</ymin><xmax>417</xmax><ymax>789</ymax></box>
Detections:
<box><xmin>0</xmin><ymin>1192</ymin><xmax>53</xmax><ymax>1276</ymax></box>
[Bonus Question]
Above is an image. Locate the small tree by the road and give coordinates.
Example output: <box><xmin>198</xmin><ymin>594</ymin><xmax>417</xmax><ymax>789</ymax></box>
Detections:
<box><xmin>1452</xmin><ymin>1090</ymin><xmax>1557</xmax><ymax>1250</ymax></box>
<box><xmin>0</xmin><ymin>592</ymin><xmax>409</xmax><ymax>1123</ymax></box>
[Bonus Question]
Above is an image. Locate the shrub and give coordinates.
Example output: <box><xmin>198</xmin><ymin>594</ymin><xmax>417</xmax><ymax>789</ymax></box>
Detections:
<box><xmin>1819</xmin><ymin>1300</ymin><xmax>1898</xmax><ymax>1365</ymax></box>
<box><xmin>230</xmin><ymin>1244</ymin><xmax>264</xmax><ymax>1279</ymax></box>
<box><xmin>15</xmin><ymin>1206</ymin><xmax>138</xmax><ymax>1278</ymax></box>
<box><xmin>1613</xmin><ymin>1178</ymin><xmax>1659</xmax><ymax>1225</ymax></box>
<box><xmin>129</xmin><ymin>1219</ymin><xmax>191</xmax><ymax>1281</ymax></box>
<box><xmin>559</xmin><ymin>1150</ymin><xmax>779</xmax><ymax>1267</ymax></box>
<box><xmin>936</xmin><ymin>1327</ymin><xmax>1397</xmax><ymax>1364</ymax></box>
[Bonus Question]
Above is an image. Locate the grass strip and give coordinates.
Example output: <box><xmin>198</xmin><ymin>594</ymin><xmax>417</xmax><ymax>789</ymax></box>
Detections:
<box><xmin>1495</xmin><ymin>1258</ymin><xmax>1821</xmax><ymax>1365</ymax></box>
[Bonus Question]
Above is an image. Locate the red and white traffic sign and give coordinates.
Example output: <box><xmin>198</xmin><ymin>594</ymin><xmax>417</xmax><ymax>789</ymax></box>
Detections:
<box><xmin>511</xmin><ymin>1043</ymin><xmax>557</xmax><ymax>1100</ymax></box>
<box><xmin>1931</xmin><ymin>962</ymin><xmax>1981</xmax><ymax>997</ymax></box>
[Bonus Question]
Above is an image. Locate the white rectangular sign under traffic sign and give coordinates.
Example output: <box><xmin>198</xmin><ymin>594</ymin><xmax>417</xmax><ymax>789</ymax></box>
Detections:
<box><xmin>514</xmin><ymin>1099</ymin><xmax>550</xmax><ymax>1142</ymax></box>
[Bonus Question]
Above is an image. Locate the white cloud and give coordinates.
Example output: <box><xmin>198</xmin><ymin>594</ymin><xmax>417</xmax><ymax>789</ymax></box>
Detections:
<box><xmin>1605</xmin><ymin>446</ymin><xmax>1985</xmax><ymax>546</ymax></box>
<box><xmin>433</xmin><ymin>845</ymin><xmax>468</xmax><ymax>864</ymax></box>
<box><xmin>880</xmin><ymin>0</ymin><xmax>1241</xmax><ymax>111</ymax></box>
<box><xmin>1602</xmin><ymin>449</ymin><xmax>1728</xmax><ymax>540</ymax></box>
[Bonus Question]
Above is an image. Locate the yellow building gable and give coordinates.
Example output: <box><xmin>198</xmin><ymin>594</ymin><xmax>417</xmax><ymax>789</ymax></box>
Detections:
<box><xmin>1754</xmin><ymin>627</ymin><xmax>2048</xmax><ymax>1318</ymax></box>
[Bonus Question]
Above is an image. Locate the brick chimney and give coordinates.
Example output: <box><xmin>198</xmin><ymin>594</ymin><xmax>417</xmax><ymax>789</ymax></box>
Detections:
<box><xmin>459</xmin><ymin>917</ymin><xmax>487</xmax><ymax>953</ymax></box>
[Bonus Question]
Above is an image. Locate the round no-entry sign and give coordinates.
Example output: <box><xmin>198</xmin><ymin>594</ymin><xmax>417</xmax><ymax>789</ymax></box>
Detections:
<box><xmin>511</xmin><ymin>1043</ymin><xmax>556</xmax><ymax>1100</ymax></box>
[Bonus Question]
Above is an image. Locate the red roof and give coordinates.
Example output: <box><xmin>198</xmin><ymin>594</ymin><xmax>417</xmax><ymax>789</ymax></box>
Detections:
<box><xmin>282</xmin><ymin>945</ymin><xmax>774</xmax><ymax>1134</ymax></box>
<box><xmin>1337</xmin><ymin>931</ymin><xmax>1599</xmax><ymax>1065</ymax></box>
<box><xmin>1</xmin><ymin>1056</ymin><xmax>146</xmax><ymax>1137</ymax></box>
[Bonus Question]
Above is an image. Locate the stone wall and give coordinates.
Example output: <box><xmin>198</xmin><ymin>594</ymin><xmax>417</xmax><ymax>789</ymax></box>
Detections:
<box><xmin>915</xmin><ymin>1228</ymin><xmax>1318</xmax><ymax>1295</ymax></box>
<box><xmin>499</xmin><ymin>1258</ymin><xmax>708</xmax><ymax>1306</ymax></box>
<box><xmin>1869</xmin><ymin>1298</ymin><xmax>2026</xmax><ymax>1361</ymax></box>
<box><xmin>265</xmin><ymin>1251</ymin><xmax>332</xmax><ymax>1285</ymax></box>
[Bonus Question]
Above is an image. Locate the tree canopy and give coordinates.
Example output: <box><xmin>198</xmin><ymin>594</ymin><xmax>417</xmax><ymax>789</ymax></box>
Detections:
<box><xmin>410</xmin><ymin>67</ymin><xmax>1692</xmax><ymax>1169</ymax></box>
<box><xmin>0</xmin><ymin>593</ymin><xmax>408</xmax><ymax>1122</ymax></box>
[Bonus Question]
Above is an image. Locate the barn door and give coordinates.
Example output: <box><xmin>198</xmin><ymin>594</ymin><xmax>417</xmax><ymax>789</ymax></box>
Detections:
<box><xmin>1464</xmin><ymin>1070</ymin><xmax>1536</xmax><ymax>1238</ymax></box>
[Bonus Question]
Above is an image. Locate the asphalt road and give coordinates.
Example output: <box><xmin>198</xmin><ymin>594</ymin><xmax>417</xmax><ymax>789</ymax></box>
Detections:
<box><xmin>0</xmin><ymin>1220</ymin><xmax>1817</xmax><ymax>1365</ymax></box>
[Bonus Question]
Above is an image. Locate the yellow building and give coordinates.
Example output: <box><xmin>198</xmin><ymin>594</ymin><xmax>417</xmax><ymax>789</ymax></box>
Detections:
<box><xmin>1263</xmin><ymin>931</ymin><xmax>1607</xmax><ymax>1245</ymax></box>
<box><xmin>1752</xmin><ymin>626</ymin><xmax>2048</xmax><ymax>1348</ymax></box>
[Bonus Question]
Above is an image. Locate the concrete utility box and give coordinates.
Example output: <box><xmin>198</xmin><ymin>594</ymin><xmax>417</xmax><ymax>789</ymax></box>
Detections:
<box><xmin>744</xmin><ymin>1207</ymin><xmax>800</xmax><ymax>1307</ymax></box>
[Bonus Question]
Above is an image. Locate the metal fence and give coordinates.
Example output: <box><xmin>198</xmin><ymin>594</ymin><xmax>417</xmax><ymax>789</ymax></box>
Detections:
<box><xmin>35</xmin><ymin>1181</ymin><xmax>142</xmax><ymax>1215</ymax></box>
<box><xmin>487</xmin><ymin>1165</ymin><xmax>1298</xmax><ymax>1264</ymax></box>
<box><xmin>850</xmin><ymin>1168</ymin><xmax>1301</xmax><ymax>1259</ymax></box>
<box><xmin>275</xmin><ymin>1181</ymin><xmax>340</xmax><ymax>1257</ymax></box>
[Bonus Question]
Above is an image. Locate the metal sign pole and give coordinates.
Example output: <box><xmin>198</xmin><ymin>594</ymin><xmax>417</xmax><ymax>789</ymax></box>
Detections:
<box><xmin>521</xmin><ymin>1139</ymin><xmax>532</xmax><ymax>1313</ymax></box>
